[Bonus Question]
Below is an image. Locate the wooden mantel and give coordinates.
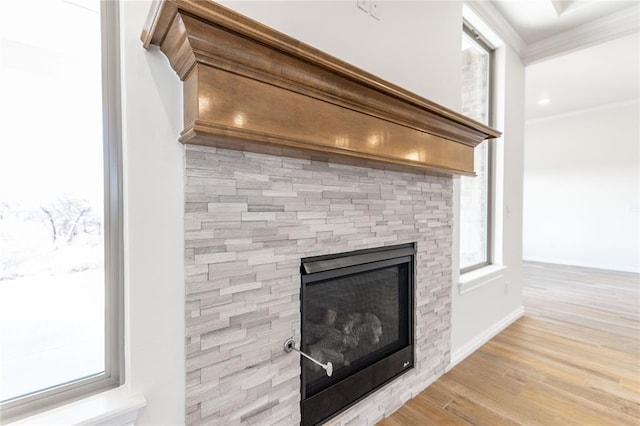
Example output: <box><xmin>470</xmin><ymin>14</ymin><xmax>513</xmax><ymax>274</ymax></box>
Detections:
<box><xmin>141</xmin><ymin>0</ymin><xmax>501</xmax><ymax>175</ymax></box>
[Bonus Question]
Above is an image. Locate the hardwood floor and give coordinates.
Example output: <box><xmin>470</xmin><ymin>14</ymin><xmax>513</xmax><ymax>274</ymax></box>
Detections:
<box><xmin>378</xmin><ymin>262</ymin><xmax>640</xmax><ymax>426</ymax></box>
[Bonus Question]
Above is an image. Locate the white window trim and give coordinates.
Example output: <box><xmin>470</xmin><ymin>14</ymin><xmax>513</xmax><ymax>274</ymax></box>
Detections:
<box><xmin>7</xmin><ymin>387</ymin><xmax>145</xmax><ymax>426</ymax></box>
<box><xmin>458</xmin><ymin>264</ymin><xmax>508</xmax><ymax>295</ymax></box>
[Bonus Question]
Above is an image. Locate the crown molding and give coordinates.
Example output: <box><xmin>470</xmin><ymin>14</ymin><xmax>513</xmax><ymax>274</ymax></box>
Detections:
<box><xmin>467</xmin><ymin>1</ymin><xmax>639</xmax><ymax>65</ymax></box>
<box><xmin>524</xmin><ymin>4</ymin><xmax>640</xmax><ymax>64</ymax></box>
<box><xmin>465</xmin><ymin>1</ymin><xmax>527</xmax><ymax>57</ymax></box>
<box><xmin>551</xmin><ymin>0</ymin><xmax>572</xmax><ymax>17</ymax></box>
<box><xmin>526</xmin><ymin>98</ymin><xmax>640</xmax><ymax>124</ymax></box>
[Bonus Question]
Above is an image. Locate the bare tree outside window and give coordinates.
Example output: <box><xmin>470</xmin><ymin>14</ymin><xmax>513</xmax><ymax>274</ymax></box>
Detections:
<box><xmin>40</xmin><ymin>197</ymin><xmax>101</xmax><ymax>246</ymax></box>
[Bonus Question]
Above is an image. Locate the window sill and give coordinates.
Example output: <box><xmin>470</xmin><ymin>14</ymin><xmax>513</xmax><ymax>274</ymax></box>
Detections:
<box><xmin>458</xmin><ymin>264</ymin><xmax>507</xmax><ymax>295</ymax></box>
<box><xmin>8</xmin><ymin>387</ymin><xmax>146</xmax><ymax>426</ymax></box>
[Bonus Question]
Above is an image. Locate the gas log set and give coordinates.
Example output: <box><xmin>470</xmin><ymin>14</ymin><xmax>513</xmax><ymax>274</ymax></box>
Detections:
<box><xmin>304</xmin><ymin>308</ymin><xmax>383</xmax><ymax>376</ymax></box>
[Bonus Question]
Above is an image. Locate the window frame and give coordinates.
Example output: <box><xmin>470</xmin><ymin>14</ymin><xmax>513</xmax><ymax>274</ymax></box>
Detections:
<box><xmin>0</xmin><ymin>1</ymin><xmax>123</xmax><ymax>420</ymax></box>
<box><xmin>460</xmin><ymin>22</ymin><xmax>496</xmax><ymax>274</ymax></box>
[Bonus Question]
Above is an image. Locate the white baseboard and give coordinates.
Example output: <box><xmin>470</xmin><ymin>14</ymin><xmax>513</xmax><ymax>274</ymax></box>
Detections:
<box><xmin>523</xmin><ymin>256</ymin><xmax>639</xmax><ymax>274</ymax></box>
<box><xmin>447</xmin><ymin>305</ymin><xmax>525</xmax><ymax>371</ymax></box>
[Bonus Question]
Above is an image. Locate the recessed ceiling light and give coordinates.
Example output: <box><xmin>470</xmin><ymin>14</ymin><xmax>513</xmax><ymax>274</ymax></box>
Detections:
<box><xmin>538</xmin><ymin>97</ymin><xmax>551</xmax><ymax>105</ymax></box>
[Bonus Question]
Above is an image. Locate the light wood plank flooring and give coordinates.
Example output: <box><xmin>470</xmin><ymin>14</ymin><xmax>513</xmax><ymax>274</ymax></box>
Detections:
<box><xmin>378</xmin><ymin>262</ymin><xmax>640</xmax><ymax>425</ymax></box>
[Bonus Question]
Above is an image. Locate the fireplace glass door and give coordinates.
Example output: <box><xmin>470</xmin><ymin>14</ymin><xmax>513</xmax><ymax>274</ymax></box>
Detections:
<box><xmin>300</xmin><ymin>244</ymin><xmax>414</xmax><ymax>425</ymax></box>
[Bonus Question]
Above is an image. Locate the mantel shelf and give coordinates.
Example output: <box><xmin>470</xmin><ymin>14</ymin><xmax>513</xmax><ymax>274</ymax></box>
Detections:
<box><xmin>141</xmin><ymin>0</ymin><xmax>501</xmax><ymax>176</ymax></box>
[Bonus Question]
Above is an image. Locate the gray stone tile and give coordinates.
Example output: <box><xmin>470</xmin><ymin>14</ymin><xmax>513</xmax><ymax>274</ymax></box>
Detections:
<box><xmin>184</xmin><ymin>145</ymin><xmax>452</xmax><ymax>426</ymax></box>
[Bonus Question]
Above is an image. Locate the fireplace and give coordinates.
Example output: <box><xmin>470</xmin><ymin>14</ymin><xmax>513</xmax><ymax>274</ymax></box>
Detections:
<box><xmin>299</xmin><ymin>244</ymin><xmax>414</xmax><ymax>425</ymax></box>
<box><xmin>141</xmin><ymin>1</ymin><xmax>500</xmax><ymax>424</ymax></box>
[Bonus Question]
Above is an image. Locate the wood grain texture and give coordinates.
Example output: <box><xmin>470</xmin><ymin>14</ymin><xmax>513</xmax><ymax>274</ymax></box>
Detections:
<box><xmin>379</xmin><ymin>262</ymin><xmax>640</xmax><ymax>426</ymax></box>
<box><xmin>141</xmin><ymin>0</ymin><xmax>501</xmax><ymax>176</ymax></box>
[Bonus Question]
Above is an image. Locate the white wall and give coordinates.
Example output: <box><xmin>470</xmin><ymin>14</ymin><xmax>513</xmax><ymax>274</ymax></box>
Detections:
<box><xmin>117</xmin><ymin>0</ymin><xmax>525</xmax><ymax>422</ymax></box>
<box><xmin>120</xmin><ymin>1</ymin><xmax>185</xmax><ymax>424</ymax></box>
<box><xmin>524</xmin><ymin>101</ymin><xmax>640</xmax><ymax>273</ymax></box>
<box><xmin>451</xmin><ymin>43</ymin><xmax>526</xmax><ymax>363</ymax></box>
<box><xmin>217</xmin><ymin>0</ymin><xmax>462</xmax><ymax>109</ymax></box>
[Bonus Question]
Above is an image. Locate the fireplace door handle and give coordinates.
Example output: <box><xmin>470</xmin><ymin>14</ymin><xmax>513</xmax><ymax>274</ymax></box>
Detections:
<box><xmin>283</xmin><ymin>337</ymin><xmax>333</xmax><ymax>377</ymax></box>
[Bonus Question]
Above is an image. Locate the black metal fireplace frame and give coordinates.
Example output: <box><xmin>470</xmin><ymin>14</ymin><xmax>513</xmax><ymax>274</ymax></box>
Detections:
<box><xmin>300</xmin><ymin>243</ymin><xmax>415</xmax><ymax>426</ymax></box>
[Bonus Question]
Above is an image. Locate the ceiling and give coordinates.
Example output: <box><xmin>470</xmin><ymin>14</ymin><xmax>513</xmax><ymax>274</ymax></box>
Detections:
<box><xmin>491</xmin><ymin>0</ymin><xmax>638</xmax><ymax>44</ymax></box>
<box><xmin>525</xmin><ymin>32</ymin><xmax>640</xmax><ymax>120</ymax></box>
<box><xmin>474</xmin><ymin>1</ymin><xmax>640</xmax><ymax>120</ymax></box>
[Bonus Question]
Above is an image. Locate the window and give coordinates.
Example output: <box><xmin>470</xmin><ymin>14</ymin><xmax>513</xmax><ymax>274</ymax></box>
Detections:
<box><xmin>0</xmin><ymin>0</ymin><xmax>122</xmax><ymax>420</ymax></box>
<box><xmin>460</xmin><ymin>23</ymin><xmax>494</xmax><ymax>272</ymax></box>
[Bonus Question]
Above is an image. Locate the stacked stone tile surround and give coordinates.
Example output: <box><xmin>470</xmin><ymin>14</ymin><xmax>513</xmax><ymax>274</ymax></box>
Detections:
<box><xmin>184</xmin><ymin>144</ymin><xmax>453</xmax><ymax>425</ymax></box>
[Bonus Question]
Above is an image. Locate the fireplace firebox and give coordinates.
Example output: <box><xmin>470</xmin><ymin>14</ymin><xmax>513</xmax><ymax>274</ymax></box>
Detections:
<box><xmin>299</xmin><ymin>244</ymin><xmax>415</xmax><ymax>425</ymax></box>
